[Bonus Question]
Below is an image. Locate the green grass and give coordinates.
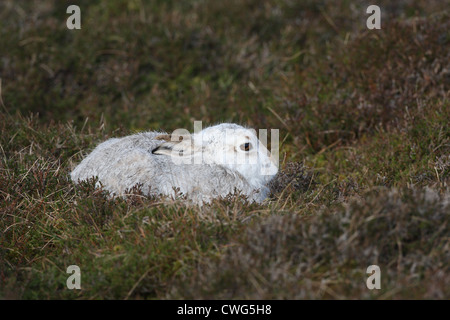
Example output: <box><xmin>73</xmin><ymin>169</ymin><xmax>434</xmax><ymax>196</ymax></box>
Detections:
<box><xmin>0</xmin><ymin>0</ymin><xmax>449</xmax><ymax>299</ymax></box>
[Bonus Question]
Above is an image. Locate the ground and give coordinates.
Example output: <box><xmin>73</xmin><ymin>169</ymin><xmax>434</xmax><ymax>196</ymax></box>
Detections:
<box><xmin>0</xmin><ymin>0</ymin><xmax>449</xmax><ymax>299</ymax></box>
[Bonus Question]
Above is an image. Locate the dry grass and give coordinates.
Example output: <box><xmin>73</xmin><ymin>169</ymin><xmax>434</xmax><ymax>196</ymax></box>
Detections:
<box><xmin>0</xmin><ymin>0</ymin><xmax>449</xmax><ymax>299</ymax></box>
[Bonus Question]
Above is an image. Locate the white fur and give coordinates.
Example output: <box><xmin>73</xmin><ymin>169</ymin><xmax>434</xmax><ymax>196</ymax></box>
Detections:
<box><xmin>70</xmin><ymin>123</ymin><xmax>278</xmax><ymax>205</ymax></box>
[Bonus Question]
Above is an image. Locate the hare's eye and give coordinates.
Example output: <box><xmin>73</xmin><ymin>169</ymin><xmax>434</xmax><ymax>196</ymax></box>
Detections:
<box><xmin>240</xmin><ymin>142</ymin><xmax>252</xmax><ymax>151</ymax></box>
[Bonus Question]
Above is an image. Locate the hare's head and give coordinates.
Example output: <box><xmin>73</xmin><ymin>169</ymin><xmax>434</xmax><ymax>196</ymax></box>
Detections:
<box><xmin>153</xmin><ymin>123</ymin><xmax>278</xmax><ymax>187</ymax></box>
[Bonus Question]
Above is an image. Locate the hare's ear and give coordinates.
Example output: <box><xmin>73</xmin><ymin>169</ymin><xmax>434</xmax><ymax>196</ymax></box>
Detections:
<box><xmin>154</xmin><ymin>134</ymin><xmax>172</xmax><ymax>141</ymax></box>
<box><xmin>154</xmin><ymin>134</ymin><xmax>187</xmax><ymax>142</ymax></box>
<box><xmin>152</xmin><ymin>141</ymin><xmax>180</xmax><ymax>156</ymax></box>
<box><xmin>152</xmin><ymin>139</ymin><xmax>196</xmax><ymax>157</ymax></box>
<box><xmin>153</xmin><ymin>129</ymin><xmax>193</xmax><ymax>157</ymax></box>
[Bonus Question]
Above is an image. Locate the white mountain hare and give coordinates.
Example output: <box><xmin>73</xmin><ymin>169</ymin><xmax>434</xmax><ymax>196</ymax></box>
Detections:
<box><xmin>70</xmin><ymin>123</ymin><xmax>278</xmax><ymax>204</ymax></box>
